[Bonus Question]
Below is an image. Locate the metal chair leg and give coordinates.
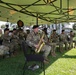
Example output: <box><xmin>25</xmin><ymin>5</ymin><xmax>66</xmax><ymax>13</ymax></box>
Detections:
<box><xmin>23</xmin><ymin>62</ymin><xmax>27</xmax><ymax>75</ymax></box>
<box><xmin>43</xmin><ymin>62</ymin><xmax>45</xmax><ymax>75</ymax></box>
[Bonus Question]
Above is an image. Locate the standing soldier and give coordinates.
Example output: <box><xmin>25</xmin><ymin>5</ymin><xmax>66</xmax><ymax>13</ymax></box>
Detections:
<box><xmin>26</xmin><ymin>25</ymin><xmax>51</xmax><ymax>63</ymax></box>
<box><xmin>49</xmin><ymin>29</ymin><xmax>59</xmax><ymax>57</ymax></box>
<box><xmin>59</xmin><ymin>30</ymin><xmax>68</xmax><ymax>52</ymax></box>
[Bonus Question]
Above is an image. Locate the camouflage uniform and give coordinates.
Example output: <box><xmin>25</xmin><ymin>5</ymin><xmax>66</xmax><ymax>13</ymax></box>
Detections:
<box><xmin>11</xmin><ymin>32</ymin><xmax>20</xmax><ymax>52</ymax></box>
<box><xmin>1</xmin><ymin>33</ymin><xmax>14</xmax><ymax>53</ymax></box>
<box><xmin>68</xmin><ymin>31</ymin><xmax>74</xmax><ymax>49</ymax></box>
<box><xmin>26</xmin><ymin>31</ymin><xmax>51</xmax><ymax>59</ymax></box>
<box><xmin>49</xmin><ymin>30</ymin><xmax>59</xmax><ymax>57</ymax></box>
<box><xmin>17</xmin><ymin>29</ymin><xmax>27</xmax><ymax>50</ymax></box>
<box><xmin>74</xmin><ymin>38</ymin><xmax>76</xmax><ymax>48</ymax></box>
<box><xmin>59</xmin><ymin>32</ymin><xmax>68</xmax><ymax>52</ymax></box>
<box><xmin>0</xmin><ymin>29</ymin><xmax>2</xmax><ymax>45</ymax></box>
<box><xmin>18</xmin><ymin>30</ymin><xmax>27</xmax><ymax>43</ymax></box>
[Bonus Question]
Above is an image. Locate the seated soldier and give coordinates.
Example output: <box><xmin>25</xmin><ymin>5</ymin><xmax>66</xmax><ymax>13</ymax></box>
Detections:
<box><xmin>1</xmin><ymin>28</ymin><xmax>14</xmax><ymax>56</ymax></box>
<box><xmin>59</xmin><ymin>30</ymin><xmax>68</xmax><ymax>52</ymax></box>
<box><xmin>73</xmin><ymin>34</ymin><xmax>76</xmax><ymax>48</ymax></box>
<box><xmin>68</xmin><ymin>31</ymin><xmax>74</xmax><ymax>49</ymax></box>
<box><xmin>49</xmin><ymin>29</ymin><xmax>59</xmax><ymax>57</ymax></box>
<box><xmin>11</xmin><ymin>28</ymin><xmax>20</xmax><ymax>54</ymax></box>
<box><xmin>26</xmin><ymin>25</ymin><xmax>51</xmax><ymax>63</ymax></box>
<box><xmin>0</xmin><ymin>29</ymin><xmax>3</xmax><ymax>45</ymax></box>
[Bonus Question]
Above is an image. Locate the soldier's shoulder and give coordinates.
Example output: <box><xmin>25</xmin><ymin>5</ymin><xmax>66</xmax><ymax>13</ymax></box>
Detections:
<box><xmin>2</xmin><ymin>34</ymin><xmax>6</xmax><ymax>37</ymax></box>
<box><xmin>27</xmin><ymin>31</ymin><xmax>33</xmax><ymax>36</ymax></box>
<box><xmin>59</xmin><ymin>34</ymin><xmax>62</xmax><ymax>37</ymax></box>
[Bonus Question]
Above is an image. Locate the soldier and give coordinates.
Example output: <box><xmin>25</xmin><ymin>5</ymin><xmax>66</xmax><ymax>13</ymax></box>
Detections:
<box><xmin>74</xmin><ymin>38</ymin><xmax>76</xmax><ymax>48</ymax></box>
<box><xmin>17</xmin><ymin>28</ymin><xmax>27</xmax><ymax>50</ymax></box>
<box><xmin>1</xmin><ymin>28</ymin><xmax>14</xmax><ymax>56</ymax></box>
<box><xmin>42</xmin><ymin>28</ymin><xmax>49</xmax><ymax>41</ymax></box>
<box><xmin>59</xmin><ymin>30</ymin><xmax>68</xmax><ymax>52</ymax></box>
<box><xmin>68</xmin><ymin>31</ymin><xmax>74</xmax><ymax>49</ymax></box>
<box><xmin>18</xmin><ymin>28</ymin><xmax>27</xmax><ymax>42</ymax></box>
<box><xmin>11</xmin><ymin>28</ymin><xmax>20</xmax><ymax>54</ymax></box>
<box><xmin>49</xmin><ymin>29</ymin><xmax>59</xmax><ymax>57</ymax></box>
<box><xmin>0</xmin><ymin>29</ymin><xmax>3</xmax><ymax>45</ymax></box>
<box><xmin>26</xmin><ymin>25</ymin><xmax>51</xmax><ymax>63</ymax></box>
<box><xmin>73</xmin><ymin>33</ymin><xmax>76</xmax><ymax>48</ymax></box>
<box><xmin>26</xmin><ymin>29</ymin><xmax>30</xmax><ymax>35</ymax></box>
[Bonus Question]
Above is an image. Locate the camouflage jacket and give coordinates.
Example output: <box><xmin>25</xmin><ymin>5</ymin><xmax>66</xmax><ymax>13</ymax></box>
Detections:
<box><xmin>11</xmin><ymin>33</ymin><xmax>19</xmax><ymax>44</ymax></box>
<box><xmin>49</xmin><ymin>33</ymin><xmax>59</xmax><ymax>43</ymax></box>
<box><xmin>59</xmin><ymin>33</ymin><xmax>68</xmax><ymax>42</ymax></box>
<box><xmin>26</xmin><ymin>31</ymin><xmax>40</xmax><ymax>47</ymax></box>
<box><xmin>26</xmin><ymin>30</ymin><xmax>49</xmax><ymax>47</ymax></box>
<box><xmin>1</xmin><ymin>34</ymin><xmax>11</xmax><ymax>45</ymax></box>
<box><xmin>18</xmin><ymin>31</ymin><xmax>27</xmax><ymax>41</ymax></box>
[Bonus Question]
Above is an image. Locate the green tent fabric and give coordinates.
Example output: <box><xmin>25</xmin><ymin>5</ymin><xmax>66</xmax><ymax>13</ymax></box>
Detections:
<box><xmin>0</xmin><ymin>0</ymin><xmax>76</xmax><ymax>25</ymax></box>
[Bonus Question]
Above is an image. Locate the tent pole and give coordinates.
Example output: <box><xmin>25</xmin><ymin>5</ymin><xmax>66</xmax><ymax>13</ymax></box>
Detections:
<box><xmin>36</xmin><ymin>13</ymin><xmax>38</xmax><ymax>25</ymax></box>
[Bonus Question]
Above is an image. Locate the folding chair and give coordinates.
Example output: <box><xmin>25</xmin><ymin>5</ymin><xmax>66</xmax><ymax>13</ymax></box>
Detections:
<box><xmin>21</xmin><ymin>41</ymin><xmax>45</xmax><ymax>75</ymax></box>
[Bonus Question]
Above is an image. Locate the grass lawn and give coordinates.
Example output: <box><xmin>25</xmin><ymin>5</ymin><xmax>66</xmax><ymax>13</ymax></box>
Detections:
<box><xmin>0</xmin><ymin>48</ymin><xmax>76</xmax><ymax>75</ymax></box>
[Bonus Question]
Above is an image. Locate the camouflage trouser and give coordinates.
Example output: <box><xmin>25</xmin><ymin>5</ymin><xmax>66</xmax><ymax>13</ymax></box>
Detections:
<box><xmin>75</xmin><ymin>41</ymin><xmax>76</xmax><ymax>47</ymax></box>
<box><xmin>75</xmin><ymin>41</ymin><xmax>76</xmax><ymax>48</ymax></box>
<box><xmin>0</xmin><ymin>45</ymin><xmax>9</xmax><ymax>55</ymax></box>
<box><xmin>41</xmin><ymin>44</ymin><xmax>51</xmax><ymax>59</ymax></box>
<box><xmin>68</xmin><ymin>41</ymin><xmax>73</xmax><ymax>49</ymax></box>
<box><xmin>3</xmin><ymin>43</ymin><xmax>14</xmax><ymax>53</ymax></box>
<box><xmin>49</xmin><ymin>43</ymin><xmax>56</xmax><ymax>52</ymax></box>
<box><xmin>59</xmin><ymin>41</ymin><xmax>68</xmax><ymax>51</ymax></box>
<box><xmin>12</xmin><ymin>42</ymin><xmax>20</xmax><ymax>51</ymax></box>
<box><xmin>73</xmin><ymin>41</ymin><xmax>76</xmax><ymax>48</ymax></box>
<box><xmin>19</xmin><ymin>40</ymin><xmax>24</xmax><ymax>50</ymax></box>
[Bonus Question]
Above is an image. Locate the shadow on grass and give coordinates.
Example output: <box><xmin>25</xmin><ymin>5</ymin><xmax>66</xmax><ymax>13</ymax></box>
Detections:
<box><xmin>62</xmin><ymin>55</ymin><xmax>76</xmax><ymax>58</ymax></box>
<box><xmin>0</xmin><ymin>47</ymin><xmax>76</xmax><ymax>75</ymax></box>
<box><xmin>21</xmin><ymin>47</ymin><xmax>76</xmax><ymax>75</ymax></box>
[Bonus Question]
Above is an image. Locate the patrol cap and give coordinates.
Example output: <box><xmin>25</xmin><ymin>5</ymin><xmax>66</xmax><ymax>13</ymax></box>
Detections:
<box><xmin>42</xmin><ymin>27</ymin><xmax>47</xmax><ymax>32</ymax></box>
<box><xmin>53</xmin><ymin>29</ymin><xmax>56</xmax><ymax>32</ymax></box>
<box><xmin>18</xmin><ymin>28</ymin><xmax>23</xmax><ymax>31</ymax></box>
<box><xmin>13</xmin><ymin>28</ymin><xmax>17</xmax><ymax>31</ymax></box>
<box><xmin>33</xmin><ymin>25</ymin><xmax>39</xmax><ymax>29</ymax></box>
<box><xmin>70</xmin><ymin>30</ymin><xmax>73</xmax><ymax>32</ymax></box>
<box><xmin>4</xmin><ymin>28</ymin><xmax>9</xmax><ymax>32</ymax></box>
<box><xmin>62</xmin><ymin>29</ymin><xmax>65</xmax><ymax>32</ymax></box>
<box><xmin>43</xmin><ymin>27</ymin><xmax>47</xmax><ymax>31</ymax></box>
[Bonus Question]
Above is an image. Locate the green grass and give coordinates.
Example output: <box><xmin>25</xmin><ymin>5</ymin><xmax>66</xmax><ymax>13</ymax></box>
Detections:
<box><xmin>0</xmin><ymin>48</ymin><xmax>76</xmax><ymax>75</ymax></box>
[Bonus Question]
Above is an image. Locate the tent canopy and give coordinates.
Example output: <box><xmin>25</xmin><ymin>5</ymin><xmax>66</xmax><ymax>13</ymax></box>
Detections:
<box><xmin>0</xmin><ymin>0</ymin><xmax>76</xmax><ymax>25</ymax></box>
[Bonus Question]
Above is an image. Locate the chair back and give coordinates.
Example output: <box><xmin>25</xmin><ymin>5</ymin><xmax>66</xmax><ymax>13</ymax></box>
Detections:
<box><xmin>21</xmin><ymin>41</ymin><xmax>30</xmax><ymax>56</ymax></box>
<box><xmin>22</xmin><ymin>41</ymin><xmax>45</xmax><ymax>75</ymax></box>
